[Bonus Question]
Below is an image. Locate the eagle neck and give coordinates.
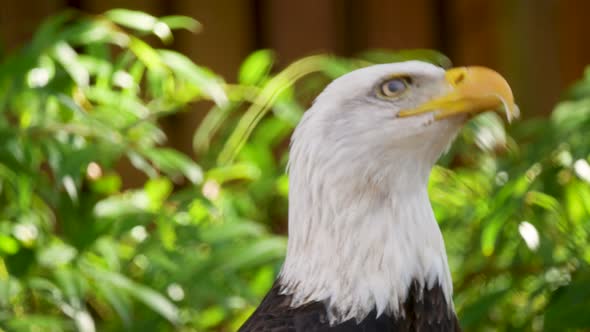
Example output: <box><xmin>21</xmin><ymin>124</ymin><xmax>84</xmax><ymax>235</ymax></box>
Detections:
<box><xmin>279</xmin><ymin>146</ymin><xmax>453</xmax><ymax>324</ymax></box>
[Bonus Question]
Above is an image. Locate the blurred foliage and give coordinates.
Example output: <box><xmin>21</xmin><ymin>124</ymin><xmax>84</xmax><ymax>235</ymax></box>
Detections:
<box><xmin>0</xmin><ymin>8</ymin><xmax>589</xmax><ymax>332</ymax></box>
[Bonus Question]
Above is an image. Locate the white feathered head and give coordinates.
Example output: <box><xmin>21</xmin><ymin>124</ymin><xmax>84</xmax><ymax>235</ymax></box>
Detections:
<box><xmin>280</xmin><ymin>60</ymin><xmax>515</xmax><ymax>323</ymax></box>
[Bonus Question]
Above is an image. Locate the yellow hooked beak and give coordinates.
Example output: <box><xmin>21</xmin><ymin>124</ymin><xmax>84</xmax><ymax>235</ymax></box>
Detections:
<box><xmin>398</xmin><ymin>66</ymin><xmax>518</xmax><ymax>122</ymax></box>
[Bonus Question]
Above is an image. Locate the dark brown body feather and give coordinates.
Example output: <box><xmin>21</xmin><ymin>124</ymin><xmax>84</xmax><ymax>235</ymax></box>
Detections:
<box><xmin>239</xmin><ymin>279</ymin><xmax>461</xmax><ymax>332</ymax></box>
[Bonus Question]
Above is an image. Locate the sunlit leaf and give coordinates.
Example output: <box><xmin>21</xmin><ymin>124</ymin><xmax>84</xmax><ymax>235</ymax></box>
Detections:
<box><xmin>90</xmin><ymin>174</ymin><xmax>122</xmax><ymax>195</ymax></box>
<box><xmin>105</xmin><ymin>9</ymin><xmax>158</xmax><ymax>33</ymax></box>
<box><xmin>238</xmin><ymin>50</ymin><xmax>274</xmax><ymax>86</ymax></box>
<box><xmin>197</xmin><ymin>305</ymin><xmax>226</xmax><ymax>329</ymax></box>
<box><xmin>72</xmin><ymin>310</ymin><xmax>96</xmax><ymax>332</ymax></box>
<box><xmin>37</xmin><ymin>241</ymin><xmax>78</xmax><ymax>267</ymax></box>
<box><xmin>276</xmin><ymin>174</ymin><xmax>289</xmax><ymax>197</ymax></box>
<box><xmin>159</xmin><ymin>16</ymin><xmax>201</xmax><ymax>32</ymax></box>
<box><xmin>218</xmin><ymin>55</ymin><xmax>329</xmax><ymax>164</ymax></box>
<box><xmin>0</xmin><ymin>234</ymin><xmax>20</xmax><ymax>255</ymax></box>
<box><xmin>157</xmin><ymin>216</ymin><xmax>177</xmax><ymax>251</ymax></box>
<box><xmin>188</xmin><ymin>199</ymin><xmax>209</xmax><ymax>224</ymax></box>
<box><xmin>206</xmin><ymin>163</ymin><xmax>261</xmax><ymax>184</ymax></box>
<box><xmin>525</xmin><ymin>190</ymin><xmax>564</xmax><ymax>218</ymax></box>
<box><xmin>93</xmin><ymin>192</ymin><xmax>150</xmax><ymax>218</ymax></box>
<box><xmin>129</xmin><ymin>37</ymin><xmax>163</xmax><ymax>70</ymax></box>
<box><xmin>51</xmin><ymin>41</ymin><xmax>89</xmax><ymax>87</ymax></box>
<box><xmin>128</xmin><ymin>151</ymin><xmax>158</xmax><ymax>178</ymax></box>
<box><xmin>159</xmin><ymin>50</ymin><xmax>228</xmax><ymax>106</ymax></box>
<box><xmin>145</xmin><ymin>177</ymin><xmax>173</xmax><ymax>210</ymax></box>
<box><xmin>193</xmin><ymin>105</ymin><xmax>233</xmax><ymax>154</ymax></box>
<box><xmin>143</xmin><ymin>148</ymin><xmax>203</xmax><ymax>184</ymax></box>
<box><xmin>61</xmin><ymin>20</ymin><xmax>127</xmax><ymax>46</ymax></box>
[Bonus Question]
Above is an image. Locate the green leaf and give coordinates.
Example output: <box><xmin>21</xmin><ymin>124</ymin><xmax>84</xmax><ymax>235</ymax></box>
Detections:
<box><xmin>459</xmin><ymin>288</ymin><xmax>510</xmax><ymax>328</ymax></box>
<box><xmin>143</xmin><ymin>148</ymin><xmax>203</xmax><ymax>184</ymax></box>
<box><xmin>218</xmin><ymin>55</ymin><xmax>329</xmax><ymax>164</ymax></box>
<box><xmin>525</xmin><ymin>191</ymin><xmax>564</xmax><ymax>217</ymax></box>
<box><xmin>157</xmin><ymin>216</ymin><xmax>177</xmax><ymax>251</ymax></box>
<box><xmin>206</xmin><ymin>163</ymin><xmax>262</xmax><ymax>184</ymax></box>
<box><xmin>93</xmin><ymin>192</ymin><xmax>150</xmax><ymax>218</ymax></box>
<box><xmin>53</xmin><ymin>268</ymin><xmax>85</xmax><ymax>306</ymax></box>
<box><xmin>26</xmin><ymin>55</ymin><xmax>55</xmax><ymax>88</ymax></box>
<box><xmin>129</xmin><ymin>37</ymin><xmax>163</xmax><ymax>70</ymax></box>
<box><xmin>159</xmin><ymin>50</ymin><xmax>228</xmax><ymax>106</ymax></box>
<box><xmin>466</xmin><ymin>112</ymin><xmax>507</xmax><ymax>152</ymax></box>
<box><xmin>105</xmin><ymin>9</ymin><xmax>158</xmax><ymax>33</ymax></box>
<box><xmin>90</xmin><ymin>268</ymin><xmax>180</xmax><ymax>324</ymax></box>
<box><xmin>61</xmin><ymin>20</ymin><xmax>127</xmax><ymax>46</ymax></box>
<box><xmin>28</xmin><ymin>277</ymin><xmax>62</xmax><ymax>298</ymax></box>
<box><xmin>197</xmin><ymin>305</ymin><xmax>226</xmax><ymax>329</ymax></box>
<box><xmin>0</xmin><ymin>233</ymin><xmax>20</xmax><ymax>255</ymax></box>
<box><xmin>128</xmin><ymin>152</ymin><xmax>158</xmax><ymax>178</ymax></box>
<box><xmin>188</xmin><ymin>199</ymin><xmax>209</xmax><ymax>224</ymax></box>
<box><xmin>319</xmin><ymin>56</ymin><xmax>364</xmax><ymax>78</ymax></box>
<box><xmin>96</xmin><ymin>282</ymin><xmax>132</xmax><ymax>326</ymax></box>
<box><xmin>249</xmin><ymin>266</ymin><xmax>276</xmax><ymax>297</ymax></box>
<box><xmin>545</xmin><ymin>272</ymin><xmax>590</xmax><ymax>330</ymax></box>
<box><xmin>193</xmin><ymin>105</ymin><xmax>232</xmax><ymax>154</ymax></box>
<box><xmin>360</xmin><ymin>48</ymin><xmax>452</xmax><ymax>68</ymax></box>
<box><xmin>238</xmin><ymin>50</ymin><xmax>274</xmax><ymax>86</ymax></box>
<box><xmin>104</xmin><ymin>10</ymin><xmax>186</xmax><ymax>43</ymax></box>
<box><xmin>37</xmin><ymin>241</ymin><xmax>78</xmax><ymax>268</ymax></box>
<box><xmin>72</xmin><ymin>310</ymin><xmax>96</xmax><ymax>332</ymax></box>
<box><xmin>159</xmin><ymin>16</ymin><xmax>201</xmax><ymax>32</ymax></box>
<box><xmin>276</xmin><ymin>174</ymin><xmax>289</xmax><ymax>197</ymax></box>
<box><xmin>90</xmin><ymin>174</ymin><xmax>122</xmax><ymax>195</ymax></box>
<box><xmin>30</xmin><ymin>10</ymin><xmax>75</xmax><ymax>51</ymax></box>
<box><xmin>480</xmin><ymin>206</ymin><xmax>513</xmax><ymax>256</ymax></box>
<box><xmin>51</xmin><ymin>41</ymin><xmax>90</xmax><ymax>87</ymax></box>
<box><xmin>4</xmin><ymin>247</ymin><xmax>35</xmax><ymax>277</ymax></box>
<box><xmin>200</xmin><ymin>221</ymin><xmax>266</xmax><ymax>244</ymax></box>
<box><xmin>551</xmin><ymin>99</ymin><xmax>590</xmax><ymax>133</ymax></box>
<box><xmin>219</xmin><ymin>237</ymin><xmax>286</xmax><ymax>271</ymax></box>
<box><xmin>145</xmin><ymin>177</ymin><xmax>173</xmax><ymax>211</ymax></box>
<box><xmin>7</xmin><ymin>315</ymin><xmax>72</xmax><ymax>332</ymax></box>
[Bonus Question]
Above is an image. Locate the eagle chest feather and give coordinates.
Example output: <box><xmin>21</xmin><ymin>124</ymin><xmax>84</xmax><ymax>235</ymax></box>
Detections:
<box><xmin>239</xmin><ymin>279</ymin><xmax>461</xmax><ymax>332</ymax></box>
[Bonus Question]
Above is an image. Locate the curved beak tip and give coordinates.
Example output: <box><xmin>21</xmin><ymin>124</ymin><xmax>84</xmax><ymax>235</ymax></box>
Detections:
<box><xmin>399</xmin><ymin>66</ymin><xmax>518</xmax><ymax>122</ymax></box>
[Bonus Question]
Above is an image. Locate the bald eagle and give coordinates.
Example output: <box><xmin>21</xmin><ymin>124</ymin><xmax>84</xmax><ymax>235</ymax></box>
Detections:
<box><xmin>239</xmin><ymin>61</ymin><xmax>516</xmax><ymax>331</ymax></box>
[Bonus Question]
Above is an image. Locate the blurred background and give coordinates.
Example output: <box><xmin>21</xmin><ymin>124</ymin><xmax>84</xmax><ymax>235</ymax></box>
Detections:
<box><xmin>4</xmin><ymin>0</ymin><xmax>590</xmax><ymax>151</ymax></box>
<box><xmin>1</xmin><ymin>1</ymin><xmax>590</xmax><ymax>331</ymax></box>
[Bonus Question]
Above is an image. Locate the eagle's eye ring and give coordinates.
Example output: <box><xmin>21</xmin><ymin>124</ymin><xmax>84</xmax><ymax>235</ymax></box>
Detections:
<box><xmin>378</xmin><ymin>77</ymin><xmax>411</xmax><ymax>98</ymax></box>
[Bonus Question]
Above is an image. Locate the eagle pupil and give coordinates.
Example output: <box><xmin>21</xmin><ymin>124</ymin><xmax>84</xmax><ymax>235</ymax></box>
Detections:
<box><xmin>381</xmin><ymin>78</ymin><xmax>408</xmax><ymax>97</ymax></box>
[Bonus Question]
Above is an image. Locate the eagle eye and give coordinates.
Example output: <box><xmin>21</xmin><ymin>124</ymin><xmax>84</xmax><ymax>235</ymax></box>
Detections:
<box><xmin>378</xmin><ymin>76</ymin><xmax>411</xmax><ymax>98</ymax></box>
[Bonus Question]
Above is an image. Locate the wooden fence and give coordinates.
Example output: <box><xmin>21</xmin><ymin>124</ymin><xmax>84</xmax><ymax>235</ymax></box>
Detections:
<box><xmin>2</xmin><ymin>0</ymin><xmax>590</xmax><ymax>152</ymax></box>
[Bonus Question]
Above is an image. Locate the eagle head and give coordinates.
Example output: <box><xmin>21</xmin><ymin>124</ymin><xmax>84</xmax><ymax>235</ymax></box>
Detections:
<box><xmin>279</xmin><ymin>60</ymin><xmax>516</xmax><ymax>324</ymax></box>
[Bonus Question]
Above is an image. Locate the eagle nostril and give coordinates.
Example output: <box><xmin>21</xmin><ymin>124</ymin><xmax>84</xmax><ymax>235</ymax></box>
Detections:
<box><xmin>453</xmin><ymin>72</ymin><xmax>466</xmax><ymax>85</ymax></box>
